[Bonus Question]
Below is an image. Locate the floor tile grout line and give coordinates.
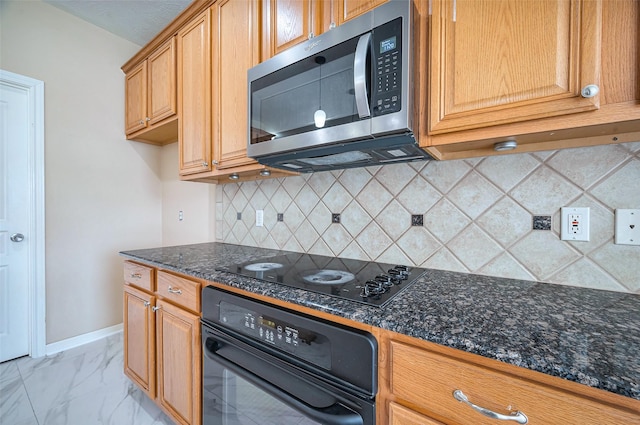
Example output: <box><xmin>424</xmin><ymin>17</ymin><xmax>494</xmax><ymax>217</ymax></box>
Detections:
<box><xmin>15</xmin><ymin>358</ymin><xmax>41</xmax><ymax>425</ymax></box>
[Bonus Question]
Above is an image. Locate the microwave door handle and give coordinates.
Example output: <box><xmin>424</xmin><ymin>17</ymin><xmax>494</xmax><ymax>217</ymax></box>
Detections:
<box><xmin>354</xmin><ymin>32</ymin><xmax>372</xmax><ymax>119</ymax></box>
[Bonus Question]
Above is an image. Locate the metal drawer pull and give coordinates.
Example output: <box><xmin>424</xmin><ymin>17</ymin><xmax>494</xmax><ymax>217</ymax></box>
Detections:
<box><xmin>152</xmin><ymin>306</ymin><xmax>161</xmax><ymax>312</ymax></box>
<box><xmin>167</xmin><ymin>286</ymin><xmax>182</xmax><ymax>295</ymax></box>
<box><xmin>453</xmin><ymin>390</ymin><xmax>528</xmax><ymax>424</ymax></box>
<box><xmin>143</xmin><ymin>301</ymin><xmax>150</xmax><ymax>307</ymax></box>
<box><xmin>130</xmin><ymin>273</ymin><xmax>142</xmax><ymax>279</ymax></box>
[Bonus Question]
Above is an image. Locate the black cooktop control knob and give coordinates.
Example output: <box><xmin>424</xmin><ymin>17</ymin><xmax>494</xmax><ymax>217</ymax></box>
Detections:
<box><xmin>389</xmin><ymin>266</ymin><xmax>409</xmax><ymax>280</ymax></box>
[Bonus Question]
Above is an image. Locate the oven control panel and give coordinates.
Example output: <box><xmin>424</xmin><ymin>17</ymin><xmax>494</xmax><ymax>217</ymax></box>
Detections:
<box><xmin>219</xmin><ymin>301</ymin><xmax>331</xmax><ymax>369</ymax></box>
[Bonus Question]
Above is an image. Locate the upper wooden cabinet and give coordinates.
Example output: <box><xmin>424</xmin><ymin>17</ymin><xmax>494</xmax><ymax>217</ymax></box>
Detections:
<box><xmin>124</xmin><ymin>37</ymin><xmax>178</xmax><ymax>145</ymax></box>
<box><xmin>123</xmin><ymin>0</ymin><xmax>638</xmax><ymax>171</ymax></box>
<box><xmin>429</xmin><ymin>0</ymin><xmax>600</xmax><ymax>134</ymax></box>
<box><xmin>147</xmin><ymin>39</ymin><xmax>178</xmax><ymax>126</ymax></box>
<box><xmin>181</xmin><ymin>0</ymin><xmax>297</xmax><ymax>183</ymax></box>
<box><xmin>125</xmin><ymin>61</ymin><xmax>147</xmax><ymax>135</ymax></box>
<box><xmin>263</xmin><ymin>0</ymin><xmax>321</xmax><ymax>58</ymax></box>
<box><xmin>211</xmin><ymin>0</ymin><xmax>260</xmax><ymax>171</ymax></box>
<box><xmin>422</xmin><ymin>0</ymin><xmax>640</xmax><ymax>159</ymax></box>
<box><xmin>336</xmin><ymin>0</ymin><xmax>387</xmax><ymax>25</ymax></box>
<box><xmin>177</xmin><ymin>9</ymin><xmax>212</xmax><ymax>176</ymax></box>
<box><xmin>261</xmin><ymin>0</ymin><xmax>387</xmax><ymax>60</ymax></box>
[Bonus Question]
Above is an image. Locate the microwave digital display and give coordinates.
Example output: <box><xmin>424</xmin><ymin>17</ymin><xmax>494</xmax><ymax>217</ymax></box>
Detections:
<box><xmin>380</xmin><ymin>36</ymin><xmax>397</xmax><ymax>53</ymax></box>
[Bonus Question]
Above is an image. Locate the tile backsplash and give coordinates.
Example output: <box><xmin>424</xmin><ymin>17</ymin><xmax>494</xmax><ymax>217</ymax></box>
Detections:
<box><xmin>217</xmin><ymin>142</ymin><xmax>640</xmax><ymax>293</ymax></box>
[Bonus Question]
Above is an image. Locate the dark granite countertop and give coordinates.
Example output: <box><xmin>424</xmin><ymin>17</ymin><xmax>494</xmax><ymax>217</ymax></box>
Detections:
<box><xmin>120</xmin><ymin>242</ymin><xmax>640</xmax><ymax>401</ymax></box>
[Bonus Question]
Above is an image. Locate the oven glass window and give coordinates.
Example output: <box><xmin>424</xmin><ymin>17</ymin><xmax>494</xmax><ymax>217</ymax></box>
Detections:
<box><xmin>205</xmin><ymin>369</ymin><xmax>320</xmax><ymax>425</ymax></box>
<box><xmin>250</xmin><ymin>36</ymin><xmax>363</xmax><ymax>146</ymax></box>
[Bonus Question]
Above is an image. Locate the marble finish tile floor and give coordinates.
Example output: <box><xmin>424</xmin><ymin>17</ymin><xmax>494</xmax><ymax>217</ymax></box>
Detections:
<box><xmin>0</xmin><ymin>332</ymin><xmax>174</xmax><ymax>425</ymax></box>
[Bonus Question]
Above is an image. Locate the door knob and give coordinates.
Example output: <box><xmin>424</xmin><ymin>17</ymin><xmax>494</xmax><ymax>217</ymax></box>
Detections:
<box><xmin>10</xmin><ymin>233</ymin><xmax>24</xmax><ymax>242</ymax></box>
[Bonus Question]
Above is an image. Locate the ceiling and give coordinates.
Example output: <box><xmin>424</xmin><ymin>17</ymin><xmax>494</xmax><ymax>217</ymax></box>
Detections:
<box><xmin>43</xmin><ymin>0</ymin><xmax>192</xmax><ymax>46</ymax></box>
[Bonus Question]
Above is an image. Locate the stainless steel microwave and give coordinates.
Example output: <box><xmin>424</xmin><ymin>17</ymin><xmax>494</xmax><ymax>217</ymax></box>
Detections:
<box><xmin>247</xmin><ymin>1</ymin><xmax>431</xmax><ymax>173</ymax></box>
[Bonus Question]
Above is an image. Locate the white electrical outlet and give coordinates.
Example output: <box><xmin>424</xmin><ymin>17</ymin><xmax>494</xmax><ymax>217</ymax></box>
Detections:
<box><xmin>256</xmin><ymin>210</ymin><xmax>264</xmax><ymax>227</ymax></box>
<box><xmin>560</xmin><ymin>207</ymin><xmax>590</xmax><ymax>241</ymax></box>
<box><xmin>615</xmin><ymin>209</ymin><xmax>640</xmax><ymax>245</ymax></box>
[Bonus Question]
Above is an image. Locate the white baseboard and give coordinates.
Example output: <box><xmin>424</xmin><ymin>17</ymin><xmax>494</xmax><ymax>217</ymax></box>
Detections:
<box><xmin>45</xmin><ymin>323</ymin><xmax>123</xmax><ymax>356</ymax></box>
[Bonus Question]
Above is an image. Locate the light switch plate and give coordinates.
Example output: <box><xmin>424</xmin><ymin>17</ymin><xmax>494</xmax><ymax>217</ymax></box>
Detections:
<box><xmin>560</xmin><ymin>207</ymin><xmax>590</xmax><ymax>241</ymax></box>
<box><xmin>615</xmin><ymin>209</ymin><xmax>640</xmax><ymax>245</ymax></box>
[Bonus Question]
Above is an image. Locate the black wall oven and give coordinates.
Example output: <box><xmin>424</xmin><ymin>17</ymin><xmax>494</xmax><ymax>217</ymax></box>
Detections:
<box><xmin>201</xmin><ymin>286</ymin><xmax>377</xmax><ymax>425</ymax></box>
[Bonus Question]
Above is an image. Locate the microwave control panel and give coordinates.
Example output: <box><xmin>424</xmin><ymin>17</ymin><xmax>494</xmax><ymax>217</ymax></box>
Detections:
<box><xmin>372</xmin><ymin>17</ymin><xmax>403</xmax><ymax>117</ymax></box>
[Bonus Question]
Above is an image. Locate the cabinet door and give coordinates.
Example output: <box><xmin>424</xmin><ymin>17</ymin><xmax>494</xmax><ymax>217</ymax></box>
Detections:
<box><xmin>125</xmin><ymin>61</ymin><xmax>148</xmax><ymax>135</ymax></box>
<box><xmin>123</xmin><ymin>285</ymin><xmax>155</xmax><ymax>399</ymax></box>
<box><xmin>156</xmin><ymin>299</ymin><xmax>201</xmax><ymax>425</ymax></box>
<box><xmin>148</xmin><ymin>37</ymin><xmax>177</xmax><ymax>126</ymax></box>
<box><xmin>212</xmin><ymin>0</ymin><xmax>261</xmax><ymax>170</ymax></box>
<box><xmin>429</xmin><ymin>0</ymin><xmax>601</xmax><ymax>134</ymax></box>
<box><xmin>263</xmin><ymin>0</ymin><xmax>321</xmax><ymax>58</ymax></box>
<box><xmin>178</xmin><ymin>9</ymin><xmax>212</xmax><ymax>176</ymax></box>
<box><xmin>336</xmin><ymin>0</ymin><xmax>387</xmax><ymax>25</ymax></box>
<box><xmin>389</xmin><ymin>402</ymin><xmax>445</xmax><ymax>425</ymax></box>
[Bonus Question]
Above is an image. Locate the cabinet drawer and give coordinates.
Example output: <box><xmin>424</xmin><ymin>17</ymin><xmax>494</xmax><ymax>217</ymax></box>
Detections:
<box><xmin>124</xmin><ymin>261</ymin><xmax>154</xmax><ymax>291</ymax></box>
<box><xmin>156</xmin><ymin>270</ymin><xmax>200</xmax><ymax>312</ymax></box>
<box><xmin>389</xmin><ymin>341</ymin><xmax>638</xmax><ymax>425</ymax></box>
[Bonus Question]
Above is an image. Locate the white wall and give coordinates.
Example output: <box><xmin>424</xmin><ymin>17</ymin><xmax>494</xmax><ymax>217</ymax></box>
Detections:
<box><xmin>160</xmin><ymin>143</ymin><xmax>216</xmax><ymax>246</ymax></box>
<box><xmin>1</xmin><ymin>0</ymin><xmax>164</xmax><ymax>343</ymax></box>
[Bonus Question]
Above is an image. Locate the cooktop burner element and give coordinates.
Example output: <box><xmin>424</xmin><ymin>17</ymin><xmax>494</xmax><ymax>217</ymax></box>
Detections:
<box><xmin>244</xmin><ymin>262</ymin><xmax>283</xmax><ymax>271</ymax></box>
<box><xmin>301</xmin><ymin>270</ymin><xmax>355</xmax><ymax>285</ymax></box>
<box><xmin>216</xmin><ymin>252</ymin><xmax>426</xmax><ymax>307</ymax></box>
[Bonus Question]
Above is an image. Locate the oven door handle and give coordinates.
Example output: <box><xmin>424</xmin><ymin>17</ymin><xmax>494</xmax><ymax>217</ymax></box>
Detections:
<box><xmin>205</xmin><ymin>337</ymin><xmax>364</xmax><ymax>425</ymax></box>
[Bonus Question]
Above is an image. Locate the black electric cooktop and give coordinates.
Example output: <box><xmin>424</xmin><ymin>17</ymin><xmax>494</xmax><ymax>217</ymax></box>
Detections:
<box><xmin>216</xmin><ymin>252</ymin><xmax>426</xmax><ymax>307</ymax></box>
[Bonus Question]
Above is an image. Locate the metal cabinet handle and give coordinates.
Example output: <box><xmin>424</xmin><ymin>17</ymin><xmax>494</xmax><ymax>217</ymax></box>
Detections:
<box><xmin>167</xmin><ymin>286</ymin><xmax>182</xmax><ymax>295</ymax></box>
<box><xmin>130</xmin><ymin>273</ymin><xmax>142</xmax><ymax>279</ymax></box>
<box><xmin>453</xmin><ymin>390</ymin><xmax>528</xmax><ymax>424</ymax></box>
<box><xmin>202</xmin><ymin>162</ymin><xmax>208</xmax><ymax>167</ymax></box>
<box><xmin>10</xmin><ymin>233</ymin><xmax>25</xmax><ymax>242</ymax></box>
<box><xmin>143</xmin><ymin>301</ymin><xmax>150</xmax><ymax>307</ymax></box>
<box><xmin>152</xmin><ymin>306</ymin><xmax>161</xmax><ymax>312</ymax></box>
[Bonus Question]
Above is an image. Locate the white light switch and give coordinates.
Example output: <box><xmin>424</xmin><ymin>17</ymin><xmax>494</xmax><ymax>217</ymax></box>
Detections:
<box><xmin>615</xmin><ymin>209</ymin><xmax>640</xmax><ymax>245</ymax></box>
<box><xmin>256</xmin><ymin>210</ymin><xmax>264</xmax><ymax>227</ymax></box>
<box><xmin>560</xmin><ymin>207</ymin><xmax>590</xmax><ymax>241</ymax></box>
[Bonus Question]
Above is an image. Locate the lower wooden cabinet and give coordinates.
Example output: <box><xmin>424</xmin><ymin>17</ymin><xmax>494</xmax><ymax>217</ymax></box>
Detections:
<box><xmin>378</xmin><ymin>330</ymin><xmax>640</xmax><ymax>425</ymax></box>
<box><xmin>123</xmin><ymin>262</ymin><xmax>202</xmax><ymax>425</ymax></box>
<box><xmin>123</xmin><ymin>284</ymin><xmax>156</xmax><ymax>398</ymax></box>
<box><xmin>389</xmin><ymin>402</ymin><xmax>444</xmax><ymax>425</ymax></box>
<box><xmin>156</xmin><ymin>299</ymin><xmax>201</xmax><ymax>425</ymax></box>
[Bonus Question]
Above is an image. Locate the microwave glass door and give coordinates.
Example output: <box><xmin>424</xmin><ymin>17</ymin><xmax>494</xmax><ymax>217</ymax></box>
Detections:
<box><xmin>250</xmin><ymin>36</ymin><xmax>364</xmax><ymax>145</ymax></box>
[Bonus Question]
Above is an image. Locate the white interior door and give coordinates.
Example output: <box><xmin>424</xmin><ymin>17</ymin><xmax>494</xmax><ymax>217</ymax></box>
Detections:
<box><xmin>0</xmin><ymin>78</ymin><xmax>32</xmax><ymax>362</ymax></box>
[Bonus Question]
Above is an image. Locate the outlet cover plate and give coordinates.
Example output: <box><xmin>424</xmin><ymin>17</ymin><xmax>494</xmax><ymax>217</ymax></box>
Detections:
<box><xmin>615</xmin><ymin>209</ymin><xmax>640</xmax><ymax>245</ymax></box>
<box><xmin>561</xmin><ymin>207</ymin><xmax>590</xmax><ymax>241</ymax></box>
